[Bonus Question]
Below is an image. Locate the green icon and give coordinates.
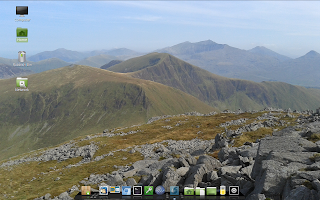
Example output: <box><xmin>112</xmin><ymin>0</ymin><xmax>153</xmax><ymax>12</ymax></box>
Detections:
<box><xmin>16</xmin><ymin>27</ymin><xmax>28</xmax><ymax>37</ymax></box>
<box><xmin>144</xmin><ymin>186</ymin><xmax>153</xmax><ymax>195</ymax></box>
<box><xmin>195</xmin><ymin>187</ymin><xmax>205</xmax><ymax>196</ymax></box>
<box><xmin>206</xmin><ymin>187</ymin><xmax>217</xmax><ymax>195</ymax></box>
<box><xmin>16</xmin><ymin>77</ymin><xmax>28</xmax><ymax>88</ymax></box>
<box><xmin>86</xmin><ymin>191</ymin><xmax>90</xmax><ymax>195</ymax></box>
<box><xmin>184</xmin><ymin>187</ymin><xmax>194</xmax><ymax>195</ymax></box>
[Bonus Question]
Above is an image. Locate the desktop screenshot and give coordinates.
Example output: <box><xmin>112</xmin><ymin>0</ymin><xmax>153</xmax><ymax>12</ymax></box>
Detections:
<box><xmin>0</xmin><ymin>1</ymin><xmax>320</xmax><ymax>200</ymax></box>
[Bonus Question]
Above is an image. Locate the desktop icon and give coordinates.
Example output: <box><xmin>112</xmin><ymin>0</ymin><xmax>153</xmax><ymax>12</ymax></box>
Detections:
<box><xmin>18</xmin><ymin>51</ymin><xmax>26</xmax><ymax>62</ymax></box>
<box><xmin>110</xmin><ymin>186</ymin><xmax>120</xmax><ymax>193</ymax></box>
<box><xmin>16</xmin><ymin>77</ymin><xmax>28</xmax><ymax>88</ymax></box>
<box><xmin>155</xmin><ymin>185</ymin><xmax>165</xmax><ymax>195</ymax></box>
<box><xmin>229</xmin><ymin>186</ymin><xmax>239</xmax><ymax>195</ymax></box>
<box><xmin>16</xmin><ymin>27</ymin><xmax>28</xmax><ymax>37</ymax></box>
<box><xmin>99</xmin><ymin>186</ymin><xmax>108</xmax><ymax>195</ymax></box>
<box><xmin>122</xmin><ymin>186</ymin><xmax>131</xmax><ymax>195</ymax></box>
<box><xmin>170</xmin><ymin>186</ymin><xmax>179</xmax><ymax>195</ymax></box>
<box><xmin>133</xmin><ymin>186</ymin><xmax>142</xmax><ymax>195</ymax></box>
<box><xmin>206</xmin><ymin>187</ymin><xmax>217</xmax><ymax>196</ymax></box>
<box><xmin>144</xmin><ymin>186</ymin><xmax>153</xmax><ymax>195</ymax></box>
<box><xmin>16</xmin><ymin>6</ymin><xmax>28</xmax><ymax>17</ymax></box>
<box><xmin>184</xmin><ymin>187</ymin><xmax>194</xmax><ymax>196</ymax></box>
<box><xmin>220</xmin><ymin>186</ymin><xmax>226</xmax><ymax>195</ymax></box>
<box><xmin>195</xmin><ymin>187</ymin><xmax>205</xmax><ymax>196</ymax></box>
<box><xmin>81</xmin><ymin>186</ymin><xmax>91</xmax><ymax>196</ymax></box>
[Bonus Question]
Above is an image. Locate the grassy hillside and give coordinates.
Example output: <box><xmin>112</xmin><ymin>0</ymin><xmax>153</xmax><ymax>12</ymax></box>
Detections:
<box><xmin>0</xmin><ymin>65</ymin><xmax>215</xmax><ymax>161</ymax></box>
<box><xmin>108</xmin><ymin>53</ymin><xmax>320</xmax><ymax>111</ymax></box>
<box><xmin>76</xmin><ymin>55</ymin><xmax>118</xmax><ymax>68</ymax></box>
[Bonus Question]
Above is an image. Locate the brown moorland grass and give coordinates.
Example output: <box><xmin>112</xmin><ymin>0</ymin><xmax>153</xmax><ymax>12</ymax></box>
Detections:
<box><xmin>0</xmin><ymin>111</ymin><xmax>303</xmax><ymax>199</ymax></box>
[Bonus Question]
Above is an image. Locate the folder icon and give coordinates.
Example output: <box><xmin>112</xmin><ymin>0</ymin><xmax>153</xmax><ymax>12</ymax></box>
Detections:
<box><xmin>16</xmin><ymin>27</ymin><xmax>28</xmax><ymax>37</ymax></box>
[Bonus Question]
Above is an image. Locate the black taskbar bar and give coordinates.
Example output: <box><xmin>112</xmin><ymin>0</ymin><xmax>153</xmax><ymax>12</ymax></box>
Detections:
<box><xmin>74</xmin><ymin>192</ymin><xmax>245</xmax><ymax>200</ymax></box>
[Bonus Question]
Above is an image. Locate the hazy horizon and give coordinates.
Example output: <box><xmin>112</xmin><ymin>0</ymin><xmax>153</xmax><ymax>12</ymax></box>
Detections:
<box><xmin>1</xmin><ymin>1</ymin><xmax>320</xmax><ymax>59</ymax></box>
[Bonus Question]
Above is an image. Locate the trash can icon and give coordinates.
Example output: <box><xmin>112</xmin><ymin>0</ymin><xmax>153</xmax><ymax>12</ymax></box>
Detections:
<box><xmin>18</xmin><ymin>51</ymin><xmax>26</xmax><ymax>62</ymax></box>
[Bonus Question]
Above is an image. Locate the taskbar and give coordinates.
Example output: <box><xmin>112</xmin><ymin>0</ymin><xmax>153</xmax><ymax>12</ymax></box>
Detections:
<box><xmin>74</xmin><ymin>192</ymin><xmax>245</xmax><ymax>200</ymax></box>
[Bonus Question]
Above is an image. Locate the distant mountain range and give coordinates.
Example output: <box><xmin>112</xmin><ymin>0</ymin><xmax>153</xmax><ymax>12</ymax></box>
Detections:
<box><xmin>1</xmin><ymin>40</ymin><xmax>320</xmax><ymax>87</ymax></box>
<box><xmin>0</xmin><ymin>65</ymin><xmax>215</xmax><ymax>160</ymax></box>
<box><xmin>0</xmin><ymin>64</ymin><xmax>32</xmax><ymax>79</ymax></box>
<box><xmin>28</xmin><ymin>48</ymin><xmax>141</xmax><ymax>63</ymax></box>
<box><xmin>108</xmin><ymin>52</ymin><xmax>320</xmax><ymax>111</ymax></box>
<box><xmin>155</xmin><ymin>40</ymin><xmax>320</xmax><ymax>87</ymax></box>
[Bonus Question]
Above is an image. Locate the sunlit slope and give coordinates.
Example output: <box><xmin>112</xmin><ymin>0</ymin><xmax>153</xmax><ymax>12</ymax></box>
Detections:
<box><xmin>108</xmin><ymin>53</ymin><xmax>320</xmax><ymax>111</ymax></box>
<box><xmin>0</xmin><ymin>65</ymin><xmax>215</xmax><ymax>161</ymax></box>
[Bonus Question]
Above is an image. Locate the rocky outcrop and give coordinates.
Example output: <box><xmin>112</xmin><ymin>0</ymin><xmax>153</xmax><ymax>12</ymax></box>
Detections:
<box><xmin>31</xmin><ymin>108</ymin><xmax>320</xmax><ymax>200</ymax></box>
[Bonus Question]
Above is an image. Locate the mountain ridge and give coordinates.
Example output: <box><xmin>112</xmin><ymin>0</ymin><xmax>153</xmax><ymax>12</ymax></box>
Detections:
<box><xmin>108</xmin><ymin>52</ymin><xmax>320</xmax><ymax>111</ymax></box>
<box><xmin>0</xmin><ymin>65</ymin><xmax>215</xmax><ymax>160</ymax></box>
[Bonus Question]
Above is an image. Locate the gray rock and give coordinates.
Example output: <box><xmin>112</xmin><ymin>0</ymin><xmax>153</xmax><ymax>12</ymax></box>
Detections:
<box><xmin>126</xmin><ymin>178</ymin><xmax>137</xmax><ymax>186</ymax></box>
<box><xmin>178</xmin><ymin>157</ymin><xmax>190</xmax><ymax>167</ymax></box>
<box><xmin>176</xmin><ymin>167</ymin><xmax>189</xmax><ymax>176</ymax></box>
<box><xmin>206</xmin><ymin>171</ymin><xmax>219</xmax><ymax>182</ymax></box>
<box><xmin>246</xmin><ymin>193</ymin><xmax>266</xmax><ymax>200</ymax></box>
<box><xmin>58</xmin><ymin>192</ymin><xmax>73</xmax><ymax>200</ymax></box>
<box><xmin>284</xmin><ymin>185</ymin><xmax>315</xmax><ymax>200</ymax></box>
<box><xmin>184</xmin><ymin>164</ymin><xmax>208</xmax><ymax>188</ymax></box>
<box><xmin>162</xmin><ymin>168</ymin><xmax>181</xmax><ymax>192</ymax></box>
<box><xmin>196</xmin><ymin>155</ymin><xmax>222</xmax><ymax>171</ymax></box>
<box><xmin>251</xmin><ymin>159</ymin><xmax>297</xmax><ymax>197</ymax></box>
<box><xmin>297</xmin><ymin>171</ymin><xmax>320</xmax><ymax>181</ymax></box>
<box><xmin>44</xmin><ymin>193</ymin><xmax>51</xmax><ymax>200</ymax></box>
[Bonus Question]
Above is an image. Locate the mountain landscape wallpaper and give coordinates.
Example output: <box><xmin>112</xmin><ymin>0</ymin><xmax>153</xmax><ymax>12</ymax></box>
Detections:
<box><xmin>1</xmin><ymin>1</ymin><xmax>320</xmax><ymax>200</ymax></box>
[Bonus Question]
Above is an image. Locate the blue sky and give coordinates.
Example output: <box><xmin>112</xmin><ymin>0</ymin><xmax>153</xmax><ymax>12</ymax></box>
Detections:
<box><xmin>1</xmin><ymin>1</ymin><xmax>320</xmax><ymax>59</ymax></box>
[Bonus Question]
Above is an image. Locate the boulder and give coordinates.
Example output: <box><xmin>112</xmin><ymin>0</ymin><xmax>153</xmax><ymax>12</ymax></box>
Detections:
<box><xmin>162</xmin><ymin>167</ymin><xmax>182</xmax><ymax>192</ymax></box>
<box><xmin>126</xmin><ymin>178</ymin><xmax>137</xmax><ymax>186</ymax></box>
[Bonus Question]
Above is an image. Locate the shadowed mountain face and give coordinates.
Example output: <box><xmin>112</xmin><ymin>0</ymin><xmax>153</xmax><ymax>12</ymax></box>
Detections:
<box><xmin>101</xmin><ymin>60</ymin><xmax>123</xmax><ymax>69</ymax></box>
<box><xmin>108</xmin><ymin>53</ymin><xmax>320</xmax><ymax>111</ymax></box>
<box><xmin>0</xmin><ymin>64</ymin><xmax>33</xmax><ymax>79</ymax></box>
<box><xmin>0</xmin><ymin>65</ymin><xmax>215</xmax><ymax>160</ymax></box>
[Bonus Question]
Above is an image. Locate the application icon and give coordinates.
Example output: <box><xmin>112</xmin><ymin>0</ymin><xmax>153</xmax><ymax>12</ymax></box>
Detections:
<box><xmin>18</xmin><ymin>51</ymin><xmax>26</xmax><ymax>62</ymax></box>
<box><xmin>229</xmin><ymin>186</ymin><xmax>239</xmax><ymax>195</ymax></box>
<box><xmin>220</xmin><ymin>186</ymin><xmax>226</xmax><ymax>195</ymax></box>
<box><xmin>195</xmin><ymin>187</ymin><xmax>205</xmax><ymax>196</ymax></box>
<box><xmin>155</xmin><ymin>186</ymin><xmax>165</xmax><ymax>195</ymax></box>
<box><xmin>122</xmin><ymin>186</ymin><xmax>131</xmax><ymax>195</ymax></box>
<box><xmin>144</xmin><ymin>186</ymin><xmax>153</xmax><ymax>195</ymax></box>
<box><xmin>110</xmin><ymin>186</ymin><xmax>120</xmax><ymax>193</ymax></box>
<box><xmin>184</xmin><ymin>187</ymin><xmax>194</xmax><ymax>196</ymax></box>
<box><xmin>99</xmin><ymin>186</ymin><xmax>108</xmax><ymax>195</ymax></box>
<box><xmin>170</xmin><ymin>186</ymin><xmax>179</xmax><ymax>195</ymax></box>
<box><xmin>16</xmin><ymin>77</ymin><xmax>28</xmax><ymax>88</ymax></box>
<box><xmin>16</xmin><ymin>27</ymin><xmax>28</xmax><ymax>37</ymax></box>
<box><xmin>133</xmin><ymin>186</ymin><xmax>142</xmax><ymax>195</ymax></box>
<box><xmin>81</xmin><ymin>186</ymin><xmax>91</xmax><ymax>195</ymax></box>
<box><xmin>206</xmin><ymin>187</ymin><xmax>217</xmax><ymax>195</ymax></box>
<box><xmin>16</xmin><ymin>6</ymin><xmax>28</xmax><ymax>17</ymax></box>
